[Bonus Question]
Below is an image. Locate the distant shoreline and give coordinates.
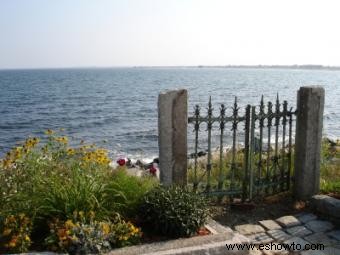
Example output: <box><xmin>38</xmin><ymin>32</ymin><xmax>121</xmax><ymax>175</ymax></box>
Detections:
<box><xmin>1</xmin><ymin>64</ymin><xmax>340</xmax><ymax>71</ymax></box>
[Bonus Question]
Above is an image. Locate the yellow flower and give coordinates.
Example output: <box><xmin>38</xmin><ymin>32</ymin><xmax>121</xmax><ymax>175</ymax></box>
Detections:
<box><xmin>45</xmin><ymin>129</ymin><xmax>54</xmax><ymax>135</ymax></box>
<box><xmin>25</xmin><ymin>235</ymin><xmax>31</xmax><ymax>242</ymax></box>
<box><xmin>19</xmin><ymin>213</ymin><xmax>26</xmax><ymax>220</ymax></box>
<box><xmin>8</xmin><ymin>236</ymin><xmax>17</xmax><ymax>248</ymax></box>
<box><xmin>101</xmin><ymin>223</ymin><xmax>110</xmax><ymax>235</ymax></box>
<box><xmin>2</xmin><ymin>158</ymin><xmax>12</xmax><ymax>168</ymax></box>
<box><xmin>3</xmin><ymin>228</ymin><xmax>12</xmax><ymax>236</ymax></box>
<box><xmin>89</xmin><ymin>211</ymin><xmax>95</xmax><ymax>219</ymax></box>
<box><xmin>65</xmin><ymin>219</ymin><xmax>75</xmax><ymax>229</ymax></box>
<box><xmin>55</xmin><ymin>136</ymin><xmax>68</xmax><ymax>144</ymax></box>
<box><xmin>78</xmin><ymin>211</ymin><xmax>84</xmax><ymax>218</ymax></box>
<box><xmin>67</xmin><ymin>148</ymin><xmax>75</xmax><ymax>155</ymax></box>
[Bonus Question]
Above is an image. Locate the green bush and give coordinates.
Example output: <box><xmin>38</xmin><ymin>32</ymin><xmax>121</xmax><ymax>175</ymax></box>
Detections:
<box><xmin>110</xmin><ymin>169</ymin><xmax>158</xmax><ymax>217</ymax></box>
<box><xmin>138</xmin><ymin>185</ymin><xmax>209</xmax><ymax>238</ymax></box>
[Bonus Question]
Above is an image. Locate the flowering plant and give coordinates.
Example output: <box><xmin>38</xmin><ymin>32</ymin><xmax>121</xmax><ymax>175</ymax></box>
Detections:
<box><xmin>45</xmin><ymin>211</ymin><xmax>141</xmax><ymax>253</ymax></box>
<box><xmin>0</xmin><ymin>213</ymin><xmax>32</xmax><ymax>253</ymax></box>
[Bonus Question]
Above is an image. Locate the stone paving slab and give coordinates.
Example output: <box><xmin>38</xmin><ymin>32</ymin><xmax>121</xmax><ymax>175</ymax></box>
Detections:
<box><xmin>328</xmin><ymin>230</ymin><xmax>340</xmax><ymax>241</ymax></box>
<box><xmin>235</xmin><ymin>224</ymin><xmax>265</xmax><ymax>235</ymax></box>
<box><xmin>285</xmin><ymin>226</ymin><xmax>312</xmax><ymax>237</ymax></box>
<box><xmin>300</xmin><ymin>250</ymin><xmax>326</xmax><ymax>255</ymax></box>
<box><xmin>267</xmin><ymin>229</ymin><xmax>292</xmax><ymax>242</ymax></box>
<box><xmin>312</xmin><ymin>195</ymin><xmax>340</xmax><ymax>219</ymax></box>
<box><xmin>259</xmin><ymin>220</ymin><xmax>282</xmax><ymax>230</ymax></box>
<box><xmin>247</xmin><ymin>232</ymin><xmax>274</xmax><ymax>244</ymax></box>
<box><xmin>323</xmin><ymin>247</ymin><xmax>340</xmax><ymax>255</ymax></box>
<box><xmin>248</xmin><ymin>249</ymin><xmax>263</xmax><ymax>255</ymax></box>
<box><xmin>304</xmin><ymin>232</ymin><xmax>337</xmax><ymax>246</ymax></box>
<box><xmin>297</xmin><ymin>213</ymin><xmax>318</xmax><ymax>224</ymax></box>
<box><xmin>276</xmin><ymin>216</ymin><xmax>301</xmax><ymax>228</ymax></box>
<box><xmin>305</xmin><ymin>220</ymin><xmax>334</xmax><ymax>233</ymax></box>
<box><xmin>283</xmin><ymin>237</ymin><xmax>310</xmax><ymax>251</ymax></box>
<box><xmin>261</xmin><ymin>243</ymin><xmax>290</xmax><ymax>255</ymax></box>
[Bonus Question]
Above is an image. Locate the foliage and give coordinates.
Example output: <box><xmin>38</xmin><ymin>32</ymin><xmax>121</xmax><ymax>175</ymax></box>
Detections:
<box><xmin>107</xmin><ymin>215</ymin><xmax>142</xmax><ymax>248</ymax></box>
<box><xmin>0</xmin><ymin>130</ymin><xmax>156</xmax><ymax>253</ymax></box>
<box><xmin>110</xmin><ymin>169</ymin><xmax>159</xmax><ymax>217</ymax></box>
<box><xmin>138</xmin><ymin>185</ymin><xmax>209</xmax><ymax>238</ymax></box>
<box><xmin>0</xmin><ymin>213</ymin><xmax>33</xmax><ymax>253</ymax></box>
<box><xmin>320</xmin><ymin>139</ymin><xmax>340</xmax><ymax>194</ymax></box>
<box><xmin>45</xmin><ymin>211</ymin><xmax>141</xmax><ymax>254</ymax></box>
<box><xmin>188</xmin><ymin>138</ymin><xmax>340</xmax><ymax>196</ymax></box>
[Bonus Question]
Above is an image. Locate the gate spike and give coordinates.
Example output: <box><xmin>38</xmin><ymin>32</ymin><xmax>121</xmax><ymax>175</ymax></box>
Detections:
<box><xmin>260</xmin><ymin>95</ymin><xmax>265</xmax><ymax>112</ymax></box>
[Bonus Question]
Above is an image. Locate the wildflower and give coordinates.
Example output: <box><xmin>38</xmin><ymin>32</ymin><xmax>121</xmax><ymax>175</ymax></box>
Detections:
<box><xmin>8</xmin><ymin>236</ymin><xmax>18</xmax><ymax>248</ymax></box>
<box><xmin>149</xmin><ymin>164</ymin><xmax>158</xmax><ymax>176</ymax></box>
<box><xmin>78</xmin><ymin>211</ymin><xmax>85</xmax><ymax>219</ymax></box>
<box><xmin>67</xmin><ymin>148</ymin><xmax>75</xmax><ymax>155</ymax></box>
<box><xmin>101</xmin><ymin>223</ymin><xmax>110</xmax><ymax>235</ymax></box>
<box><xmin>45</xmin><ymin>129</ymin><xmax>54</xmax><ymax>135</ymax></box>
<box><xmin>25</xmin><ymin>235</ymin><xmax>30</xmax><ymax>242</ymax></box>
<box><xmin>89</xmin><ymin>211</ymin><xmax>95</xmax><ymax>220</ymax></box>
<box><xmin>55</xmin><ymin>136</ymin><xmax>68</xmax><ymax>144</ymax></box>
<box><xmin>3</xmin><ymin>228</ymin><xmax>12</xmax><ymax>236</ymax></box>
<box><xmin>117</xmin><ymin>158</ymin><xmax>126</xmax><ymax>166</ymax></box>
<box><xmin>65</xmin><ymin>219</ymin><xmax>75</xmax><ymax>229</ymax></box>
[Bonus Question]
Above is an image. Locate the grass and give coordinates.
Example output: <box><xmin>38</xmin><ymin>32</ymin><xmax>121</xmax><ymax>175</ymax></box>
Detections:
<box><xmin>188</xmin><ymin>138</ymin><xmax>340</xmax><ymax>196</ymax></box>
<box><xmin>320</xmin><ymin>139</ymin><xmax>340</xmax><ymax>194</ymax></box>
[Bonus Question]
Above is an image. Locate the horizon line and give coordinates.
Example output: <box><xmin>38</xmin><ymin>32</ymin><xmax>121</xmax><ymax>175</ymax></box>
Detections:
<box><xmin>1</xmin><ymin>64</ymin><xmax>340</xmax><ymax>71</ymax></box>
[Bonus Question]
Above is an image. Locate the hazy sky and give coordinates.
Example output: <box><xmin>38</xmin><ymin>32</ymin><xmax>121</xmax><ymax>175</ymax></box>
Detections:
<box><xmin>1</xmin><ymin>0</ymin><xmax>340</xmax><ymax>69</ymax></box>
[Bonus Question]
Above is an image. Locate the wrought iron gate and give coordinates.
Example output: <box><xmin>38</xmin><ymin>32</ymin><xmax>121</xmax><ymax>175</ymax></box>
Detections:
<box><xmin>187</xmin><ymin>95</ymin><xmax>296</xmax><ymax>201</ymax></box>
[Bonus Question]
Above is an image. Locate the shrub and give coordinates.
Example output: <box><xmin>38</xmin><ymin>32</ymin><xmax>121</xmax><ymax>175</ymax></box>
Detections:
<box><xmin>138</xmin><ymin>185</ymin><xmax>209</xmax><ymax>238</ymax></box>
<box><xmin>110</xmin><ymin>169</ymin><xmax>159</xmax><ymax>217</ymax></box>
<box><xmin>45</xmin><ymin>211</ymin><xmax>141</xmax><ymax>254</ymax></box>
<box><xmin>0</xmin><ymin>213</ymin><xmax>33</xmax><ymax>253</ymax></box>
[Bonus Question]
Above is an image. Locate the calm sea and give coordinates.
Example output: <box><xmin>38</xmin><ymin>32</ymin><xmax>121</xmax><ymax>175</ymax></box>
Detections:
<box><xmin>0</xmin><ymin>68</ymin><xmax>339</xmax><ymax>160</ymax></box>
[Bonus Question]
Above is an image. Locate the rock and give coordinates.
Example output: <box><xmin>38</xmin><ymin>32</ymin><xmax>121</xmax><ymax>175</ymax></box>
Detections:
<box><xmin>234</xmin><ymin>224</ymin><xmax>265</xmax><ymax>235</ymax></box>
<box><xmin>276</xmin><ymin>215</ymin><xmax>301</xmax><ymax>228</ymax></box>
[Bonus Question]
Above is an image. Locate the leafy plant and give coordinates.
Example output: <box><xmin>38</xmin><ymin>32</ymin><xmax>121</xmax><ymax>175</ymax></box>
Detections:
<box><xmin>0</xmin><ymin>213</ymin><xmax>33</xmax><ymax>253</ymax></box>
<box><xmin>138</xmin><ymin>185</ymin><xmax>209</xmax><ymax>238</ymax></box>
<box><xmin>45</xmin><ymin>211</ymin><xmax>141</xmax><ymax>254</ymax></box>
<box><xmin>110</xmin><ymin>169</ymin><xmax>159</xmax><ymax>217</ymax></box>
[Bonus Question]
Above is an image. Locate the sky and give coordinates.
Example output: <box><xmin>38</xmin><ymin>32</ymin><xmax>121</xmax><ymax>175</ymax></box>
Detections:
<box><xmin>0</xmin><ymin>0</ymin><xmax>340</xmax><ymax>69</ymax></box>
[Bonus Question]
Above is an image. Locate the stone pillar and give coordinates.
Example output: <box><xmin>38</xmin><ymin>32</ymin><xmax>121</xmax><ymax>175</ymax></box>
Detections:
<box><xmin>294</xmin><ymin>86</ymin><xmax>325</xmax><ymax>200</ymax></box>
<box><xmin>158</xmin><ymin>89</ymin><xmax>188</xmax><ymax>186</ymax></box>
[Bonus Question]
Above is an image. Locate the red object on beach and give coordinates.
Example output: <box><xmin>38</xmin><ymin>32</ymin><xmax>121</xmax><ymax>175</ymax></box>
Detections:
<box><xmin>149</xmin><ymin>165</ymin><xmax>157</xmax><ymax>176</ymax></box>
<box><xmin>117</xmin><ymin>158</ymin><xmax>126</xmax><ymax>166</ymax></box>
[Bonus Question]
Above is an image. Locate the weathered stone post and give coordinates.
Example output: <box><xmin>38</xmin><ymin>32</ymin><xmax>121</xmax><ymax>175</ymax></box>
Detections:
<box><xmin>294</xmin><ymin>86</ymin><xmax>325</xmax><ymax>200</ymax></box>
<box><xmin>158</xmin><ymin>89</ymin><xmax>187</xmax><ymax>186</ymax></box>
